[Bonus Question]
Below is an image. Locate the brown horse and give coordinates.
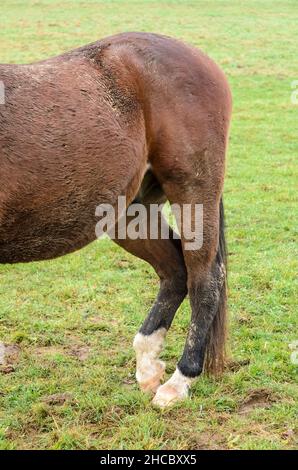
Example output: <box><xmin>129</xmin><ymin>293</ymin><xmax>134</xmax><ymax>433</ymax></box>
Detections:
<box><xmin>0</xmin><ymin>32</ymin><xmax>232</xmax><ymax>406</ymax></box>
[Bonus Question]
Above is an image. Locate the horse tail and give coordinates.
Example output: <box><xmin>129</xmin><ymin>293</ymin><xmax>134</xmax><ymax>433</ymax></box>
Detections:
<box><xmin>204</xmin><ymin>196</ymin><xmax>228</xmax><ymax>374</ymax></box>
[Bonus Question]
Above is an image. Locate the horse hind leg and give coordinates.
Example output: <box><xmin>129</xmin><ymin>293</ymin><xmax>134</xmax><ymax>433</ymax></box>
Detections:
<box><xmin>151</xmin><ymin>148</ymin><xmax>228</xmax><ymax>407</ymax></box>
<box><xmin>114</xmin><ymin>169</ymin><xmax>187</xmax><ymax>393</ymax></box>
<box><xmin>133</xmin><ymin>233</ymin><xmax>187</xmax><ymax>393</ymax></box>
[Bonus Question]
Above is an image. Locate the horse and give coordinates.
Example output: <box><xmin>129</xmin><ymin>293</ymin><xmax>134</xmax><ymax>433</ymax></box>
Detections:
<box><xmin>0</xmin><ymin>32</ymin><xmax>232</xmax><ymax>407</ymax></box>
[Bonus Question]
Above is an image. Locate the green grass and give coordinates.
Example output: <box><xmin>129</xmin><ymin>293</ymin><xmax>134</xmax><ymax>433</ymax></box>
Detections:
<box><xmin>0</xmin><ymin>0</ymin><xmax>297</xmax><ymax>450</ymax></box>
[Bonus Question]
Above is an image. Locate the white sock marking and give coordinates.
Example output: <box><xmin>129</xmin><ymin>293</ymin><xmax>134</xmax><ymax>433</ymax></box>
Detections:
<box><xmin>153</xmin><ymin>368</ymin><xmax>194</xmax><ymax>407</ymax></box>
<box><xmin>133</xmin><ymin>328</ymin><xmax>166</xmax><ymax>386</ymax></box>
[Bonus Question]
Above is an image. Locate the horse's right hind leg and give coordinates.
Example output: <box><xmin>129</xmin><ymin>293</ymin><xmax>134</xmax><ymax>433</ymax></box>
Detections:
<box><xmin>151</xmin><ymin>151</ymin><xmax>228</xmax><ymax>407</ymax></box>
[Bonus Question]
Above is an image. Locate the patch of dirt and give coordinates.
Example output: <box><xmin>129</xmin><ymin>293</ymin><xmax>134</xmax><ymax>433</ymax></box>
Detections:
<box><xmin>216</xmin><ymin>413</ymin><xmax>231</xmax><ymax>425</ymax></box>
<box><xmin>0</xmin><ymin>365</ymin><xmax>16</xmax><ymax>374</ymax></box>
<box><xmin>225</xmin><ymin>359</ymin><xmax>250</xmax><ymax>372</ymax></box>
<box><xmin>42</xmin><ymin>392</ymin><xmax>74</xmax><ymax>406</ymax></box>
<box><xmin>35</xmin><ymin>343</ymin><xmax>91</xmax><ymax>362</ymax></box>
<box><xmin>86</xmin><ymin>313</ymin><xmax>119</xmax><ymax>327</ymax></box>
<box><xmin>161</xmin><ymin>411</ymin><xmax>229</xmax><ymax>450</ymax></box>
<box><xmin>238</xmin><ymin>389</ymin><xmax>276</xmax><ymax>415</ymax></box>
<box><xmin>83</xmin><ymin>307</ymin><xmax>119</xmax><ymax>326</ymax></box>
<box><xmin>34</xmin><ymin>345</ymin><xmax>65</xmax><ymax>356</ymax></box>
<box><xmin>0</xmin><ymin>342</ymin><xmax>20</xmax><ymax>373</ymax></box>
<box><xmin>281</xmin><ymin>428</ymin><xmax>296</xmax><ymax>441</ymax></box>
<box><xmin>190</xmin><ymin>435</ymin><xmax>227</xmax><ymax>450</ymax></box>
<box><xmin>69</xmin><ymin>345</ymin><xmax>90</xmax><ymax>361</ymax></box>
<box><xmin>164</xmin><ymin>425</ymin><xmax>227</xmax><ymax>450</ymax></box>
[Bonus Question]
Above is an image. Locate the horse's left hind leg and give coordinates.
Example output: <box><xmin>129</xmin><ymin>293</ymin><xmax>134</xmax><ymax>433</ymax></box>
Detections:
<box><xmin>114</xmin><ymin>184</ymin><xmax>187</xmax><ymax>393</ymax></box>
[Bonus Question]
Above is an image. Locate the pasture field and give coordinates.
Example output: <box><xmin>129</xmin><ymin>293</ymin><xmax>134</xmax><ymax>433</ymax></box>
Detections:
<box><xmin>0</xmin><ymin>0</ymin><xmax>297</xmax><ymax>450</ymax></box>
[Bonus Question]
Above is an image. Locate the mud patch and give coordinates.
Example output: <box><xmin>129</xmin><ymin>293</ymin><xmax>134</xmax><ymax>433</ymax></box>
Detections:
<box><xmin>42</xmin><ymin>392</ymin><xmax>74</xmax><ymax>406</ymax></box>
<box><xmin>281</xmin><ymin>428</ymin><xmax>296</xmax><ymax>442</ymax></box>
<box><xmin>238</xmin><ymin>389</ymin><xmax>276</xmax><ymax>415</ymax></box>
<box><xmin>0</xmin><ymin>365</ymin><xmax>16</xmax><ymax>374</ymax></box>
<box><xmin>35</xmin><ymin>343</ymin><xmax>91</xmax><ymax>362</ymax></box>
<box><xmin>225</xmin><ymin>359</ymin><xmax>250</xmax><ymax>372</ymax></box>
<box><xmin>69</xmin><ymin>345</ymin><xmax>90</xmax><ymax>361</ymax></box>
<box><xmin>0</xmin><ymin>342</ymin><xmax>20</xmax><ymax>373</ymax></box>
<box><xmin>34</xmin><ymin>345</ymin><xmax>65</xmax><ymax>357</ymax></box>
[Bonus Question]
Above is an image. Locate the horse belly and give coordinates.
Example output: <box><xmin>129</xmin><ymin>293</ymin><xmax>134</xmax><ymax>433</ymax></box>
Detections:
<box><xmin>0</xmin><ymin>195</ymin><xmax>98</xmax><ymax>263</ymax></box>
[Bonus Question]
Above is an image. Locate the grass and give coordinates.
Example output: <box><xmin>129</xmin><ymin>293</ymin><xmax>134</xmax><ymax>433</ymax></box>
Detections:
<box><xmin>0</xmin><ymin>0</ymin><xmax>297</xmax><ymax>450</ymax></box>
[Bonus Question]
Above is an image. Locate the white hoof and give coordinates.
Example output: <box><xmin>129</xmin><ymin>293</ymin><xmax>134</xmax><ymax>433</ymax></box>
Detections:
<box><xmin>152</xmin><ymin>368</ymin><xmax>192</xmax><ymax>408</ymax></box>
